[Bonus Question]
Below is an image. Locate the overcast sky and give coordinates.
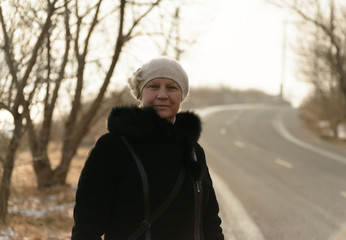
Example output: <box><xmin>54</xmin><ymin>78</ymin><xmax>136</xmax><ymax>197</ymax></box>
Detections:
<box><xmin>179</xmin><ymin>0</ymin><xmax>312</xmax><ymax>107</ymax></box>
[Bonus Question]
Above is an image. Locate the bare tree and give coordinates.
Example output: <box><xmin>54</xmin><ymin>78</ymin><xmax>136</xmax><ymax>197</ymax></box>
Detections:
<box><xmin>0</xmin><ymin>0</ymin><xmax>59</xmax><ymax>224</ymax></box>
<box><xmin>269</xmin><ymin>0</ymin><xmax>346</xmax><ymax>136</ymax></box>
<box><xmin>0</xmin><ymin>0</ymin><xmax>191</xmax><ymax>223</ymax></box>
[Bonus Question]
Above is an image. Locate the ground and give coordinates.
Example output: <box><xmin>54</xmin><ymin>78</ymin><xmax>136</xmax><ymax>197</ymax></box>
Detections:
<box><xmin>0</xmin><ymin>146</ymin><xmax>89</xmax><ymax>240</ymax></box>
<box><xmin>0</xmin><ymin>119</ymin><xmax>345</xmax><ymax>240</ymax></box>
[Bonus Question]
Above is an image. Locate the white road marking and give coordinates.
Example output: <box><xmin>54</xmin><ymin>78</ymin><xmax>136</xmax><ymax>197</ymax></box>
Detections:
<box><xmin>220</xmin><ymin>128</ymin><xmax>227</xmax><ymax>135</ymax></box>
<box><xmin>272</xmin><ymin>115</ymin><xmax>346</xmax><ymax>165</ymax></box>
<box><xmin>275</xmin><ymin>158</ymin><xmax>293</xmax><ymax>169</ymax></box>
<box><xmin>197</xmin><ymin>105</ymin><xmax>346</xmax><ymax>240</ymax></box>
<box><xmin>196</xmin><ymin>103</ymin><xmax>276</xmax><ymax>120</ymax></box>
<box><xmin>210</xmin><ymin>169</ymin><xmax>266</xmax><ymax>240</ymax></box>
<box><xmin>234</xmin><ymin>141</ymin><xmax>245</xmax><ymax>148</ymax></box>
<box><xmin>198</xmin><ymin>105</ymin><xmax>266</xmax><ymax>240</ymax></box>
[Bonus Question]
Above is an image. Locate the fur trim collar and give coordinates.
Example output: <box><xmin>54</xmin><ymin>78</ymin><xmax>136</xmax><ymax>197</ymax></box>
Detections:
<box><xmin>107</xmin><ymin>106</ymin><xmax>201</xmax><ymax>142</ymax></box>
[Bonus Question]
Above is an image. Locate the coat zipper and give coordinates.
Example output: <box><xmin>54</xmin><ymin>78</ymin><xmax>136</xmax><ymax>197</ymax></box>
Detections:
<box><xmin>192</xmin><ymin>148</ymin><xmax>203</xmax><ymax>240</ymax></box>
<box><xmin>194</xmin><ymin>180</ymin><xmax>202</xmax><ymax>240</ymax></box>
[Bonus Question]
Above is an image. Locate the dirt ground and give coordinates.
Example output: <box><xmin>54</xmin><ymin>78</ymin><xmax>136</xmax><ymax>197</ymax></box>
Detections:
<box><xmin>0</xmin><ymin>146</ymin><xmax>90</xmax><ymax>240</ymax></box>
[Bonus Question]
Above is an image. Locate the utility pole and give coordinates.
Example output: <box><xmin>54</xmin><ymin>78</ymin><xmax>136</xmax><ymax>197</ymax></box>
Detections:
<box><xmin>162</xmin><ymin>7</ymin><xmax>183</xmax><ymax>60</ymax></box>
<box><xmin>280</xmin><ymin>20</ymin><xmax>287</xmax><ymax>102</ymax></box>
<box><xmin>174</xmin><ymin>8</ymin><xmax>183</xmax><ymax>61</ymax></box>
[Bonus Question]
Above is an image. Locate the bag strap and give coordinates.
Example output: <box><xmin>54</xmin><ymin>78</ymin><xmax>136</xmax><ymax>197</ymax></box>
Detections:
<box><xmin>121</xmin><ymin>136</ymin><xmax>186</xmax><ymax>240</ymax></box>
<box><xmin>128</xmin><ymin>168</ymin><xmax>186</xmax><ymax>240</ymax></box>
<box><xmin>121</xmin><ymin>136</ymin><xmax>151</xmax><ymax>240</ymax></box>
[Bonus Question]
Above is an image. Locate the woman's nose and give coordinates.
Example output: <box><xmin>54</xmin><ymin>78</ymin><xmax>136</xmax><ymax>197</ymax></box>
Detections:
<box><xmin>157</xmin><ymin>88</ymin><xmax>168</xmax><ymax>99</ymax></box>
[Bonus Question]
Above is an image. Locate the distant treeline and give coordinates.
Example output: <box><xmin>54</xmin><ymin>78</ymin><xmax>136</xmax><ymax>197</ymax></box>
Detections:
<box><xmin>0</xmin><ymin>86</ymin><xmax>288</xmax><ymax>149</ymax></box>
<box><xmin>101</xmin><ymin>85</ymin><xmax>288</xmax><ymax>111</ymax></box>
<box><xmin>182</xmin><ymin>86</ymin><xmax>288</xmax><ymax>109</ymax></box>
<box><xmin>77</xmin><ymin>86</ymin><xmax>289</xmax><ymax>146</ymax></box>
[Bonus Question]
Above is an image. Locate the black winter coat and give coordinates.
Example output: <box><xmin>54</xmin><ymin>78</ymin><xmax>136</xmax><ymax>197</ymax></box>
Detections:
<box><xmin>71</xmin><ymin>106</ymin><xmax>224</xmax><ymax>240</ymax></box>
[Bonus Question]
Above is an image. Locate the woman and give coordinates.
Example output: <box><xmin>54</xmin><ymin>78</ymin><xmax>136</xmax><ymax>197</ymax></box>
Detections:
<box><xmin>71</xmin><ymin>57</ymin><xmax>224</xmax><ymax>240</ymax></box>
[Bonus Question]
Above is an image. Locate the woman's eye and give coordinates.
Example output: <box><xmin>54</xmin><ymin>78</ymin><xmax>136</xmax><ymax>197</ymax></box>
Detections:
<box><xmin>168</xmin><ymin>86</ymin><xmax>178</xmax><ymax>90</ymax></box>
<box><xmin>148</xmin><ymin>85</ymin><xmax>158</xmax><ymax>88</ymax></box>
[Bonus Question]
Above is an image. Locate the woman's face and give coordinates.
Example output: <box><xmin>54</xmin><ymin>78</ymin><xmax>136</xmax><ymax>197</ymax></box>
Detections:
<box><xmin>141</xmin><ymin>78</ymin><xmax>182</xmax><ymax>122</ymax></box>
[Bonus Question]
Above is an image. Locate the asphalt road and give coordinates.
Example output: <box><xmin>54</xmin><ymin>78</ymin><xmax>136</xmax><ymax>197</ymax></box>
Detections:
<box><xmin>198</xmin><ymin>104</ymin><xmax>346</xmax><ymax>240</ymax></box>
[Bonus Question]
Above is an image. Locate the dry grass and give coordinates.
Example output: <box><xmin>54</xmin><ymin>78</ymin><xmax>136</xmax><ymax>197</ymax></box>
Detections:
<box><xmin>0</xmin><ymin>145</ymin><xmax>90</xmax><ymax>240</ymax></box>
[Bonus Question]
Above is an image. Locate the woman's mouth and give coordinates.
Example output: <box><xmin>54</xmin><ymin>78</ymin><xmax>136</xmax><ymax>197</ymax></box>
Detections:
<box><xmin>154</xmin><ymin>105</ymin><xmax>169</xmax><ymax>109</ymax></box>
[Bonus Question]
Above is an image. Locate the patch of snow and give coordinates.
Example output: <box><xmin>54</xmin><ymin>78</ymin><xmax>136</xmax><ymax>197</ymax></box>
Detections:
<box><xmin>0</xmin><ymin>228</ymin><xmax>15</xmax><ymax>239</ymax></box>
<box><xmin>318</xmin><ymin>121</ymin><xmax>346</xmax><ymax>140</ymax></box>
<box><xmin>8</xmin><ymin>207</ymin><xmax>46</xmax><ymax>218</ymax></box>
<box><xmin>337</xmin><ymin>124</ymin><xmax>346</xmax><ymax>140</ymax></box>
<box><xmin>8</xmin><ymin>200</ymin><xmax>74</xmax><ymax>219</ymax></box>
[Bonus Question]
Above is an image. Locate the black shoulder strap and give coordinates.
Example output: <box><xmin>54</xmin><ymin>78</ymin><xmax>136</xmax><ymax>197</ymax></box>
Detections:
<box><xmin>121</xmin><ymin>136</ymin><xmax>186</xmax><ymax>240</ymax></box>
<box><xmin>121</xmin><ymin>136</ymin><xmax>151</xmax><ymax>240</ymax></box>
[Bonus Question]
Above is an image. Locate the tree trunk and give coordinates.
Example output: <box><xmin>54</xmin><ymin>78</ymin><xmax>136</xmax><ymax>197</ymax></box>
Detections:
<box><xmin>33</xmin><ymin>154</ymin><xmax>53</xmax><ymax>188</ymax></box>
<box><xmin>30</xmin><ymin>0</ymin><xmax>164</xmax><ymax>188</ymax></box>
<box><xmin>0</xmin><ymin>154</ymin><xmax>15</xmax><ymax>224</ymax></box>
<box><xmin>0</xmin><ymin>127</ymin><xmax>22</xmax><ymax>224</ymax></box>
<box><xmin>33</xmin><ymin>149</ymin><xmax>74</xmax><ymax>187</ymax></box>
<box><xmin>31</xmin><ymin>0</ymin><xmax>71</xmax><ymax>189</ymax></box>
<box><xmin>42</xmin><ymin>0</ymin><xmax>127</xmax><ymax>186</ymax></box>
<box><xmin>52</xmin><ymin>153</ymin><xmax>75</xmax><ymax>185</ymax></box>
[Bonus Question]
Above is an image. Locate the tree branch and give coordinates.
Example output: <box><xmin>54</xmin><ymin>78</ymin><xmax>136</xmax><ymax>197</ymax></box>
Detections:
<box><xmin>65</xmin><ymin>0</ymin><xmax>102</xmax><ymax>137</ymax></box>
<box><xmin>81</xmin><ymin>0</ymin><xmax>103</xmax><ymax>61</ymax></box>
<box><xmin>271</xmin><ymin>0</ymin><xmax>346</xmax><ymax>96</ymax></box>
<box><xmin>0</xmin><ymin>6</ymin><xmax>19</xmax><ymax>87</ymax></box>
<box><xmin>0</xmin><ymin>102</ymin><xmax>11</xmax><ymax>113</ymax></box>
<box><xmin>123</xmin><ymin>0</ymin><xmax>162</xmax><ymax>41</ymax></box>
<box><xmin>21</xmin><ymin>0</ymin><xmax>58</xmax><ymax>89</ymax></box>
<box><xmin>60</xmin><ymin>0</ymin><xmax>127</xmax><ymax>168</ymax></box>
<box><xmin>41</xmin><ymin>0</ymin><xmax>72</xmax><ymax>149</ymax></box>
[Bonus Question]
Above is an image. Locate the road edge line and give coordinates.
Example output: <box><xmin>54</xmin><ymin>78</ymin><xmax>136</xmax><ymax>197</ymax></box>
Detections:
<box><xmin>210</xmin><ymin>168</ymin><xmax>266</xmax><ymax>240</ymax></box>
<box><xmin>272</xmin><ymin>114</ymin><xmax>346</xmax><ymax>165</ymax></box>
<box><xmin>198</xmin><ymin>106</ymin><xmax>266</xmax><ymax>240</ymax></box>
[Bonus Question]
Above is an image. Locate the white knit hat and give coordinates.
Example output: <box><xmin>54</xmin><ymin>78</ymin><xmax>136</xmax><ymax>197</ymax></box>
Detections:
<box><xmin>128</xmin><ymin>57</ymin><xmax>189</xmax><ymax>101</ymax></box>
